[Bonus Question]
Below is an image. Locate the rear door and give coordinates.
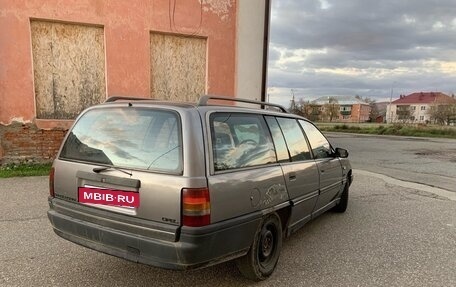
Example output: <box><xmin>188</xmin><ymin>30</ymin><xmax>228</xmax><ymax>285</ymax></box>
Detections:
<box><xmin>206</xmin><ymin>112</ymin><xmax>288</xmax><ymax>223</ymax></box>
<box><xmin>299</xmin><ymin>120</ymin><xmax>343</xmax><ymax>214</ymax></box>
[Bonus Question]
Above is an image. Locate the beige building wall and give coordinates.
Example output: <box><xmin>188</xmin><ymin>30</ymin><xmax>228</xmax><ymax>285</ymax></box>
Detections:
<box><xmin>235</xmin><ymin>0</ymin><xmax>268</xmax><ymax>102</ymax></box>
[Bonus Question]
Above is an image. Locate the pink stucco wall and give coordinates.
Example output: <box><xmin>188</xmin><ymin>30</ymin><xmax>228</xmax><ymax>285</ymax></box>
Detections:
<box><xmin>0</xmin><ymin>0</ymin><xmax>236</xmax><ymax>128</ymax></box>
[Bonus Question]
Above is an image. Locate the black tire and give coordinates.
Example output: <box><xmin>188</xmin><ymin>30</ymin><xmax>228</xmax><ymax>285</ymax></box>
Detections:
<box><xmin>236</xmin><ymin>213</ymin><xmax>282</xmax><ymax>281</ymax></box>
<box><xmin>333</xmin><ymin>181</ymin><xmax>349</xmax><ymax>213</ymax></box>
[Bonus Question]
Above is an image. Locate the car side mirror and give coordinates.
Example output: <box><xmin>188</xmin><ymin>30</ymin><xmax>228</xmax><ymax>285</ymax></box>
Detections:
<box><xmin>335</xmin><ymin>147</ymin><xmax>349</xmax><ymax>158</ymax></box>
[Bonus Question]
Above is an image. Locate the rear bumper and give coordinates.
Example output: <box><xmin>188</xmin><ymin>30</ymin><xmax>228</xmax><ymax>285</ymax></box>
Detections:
<box><xmin>47</xmin><ymin>198</ymin><xmax>261</xmax><ymax>270</ymax></box>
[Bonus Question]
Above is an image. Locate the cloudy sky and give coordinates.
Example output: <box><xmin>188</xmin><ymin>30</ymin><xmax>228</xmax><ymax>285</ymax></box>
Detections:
<box><xmin>267</xmin><ymin>0</ymin><xmax>456</xmax><ymax>107</ymax></box>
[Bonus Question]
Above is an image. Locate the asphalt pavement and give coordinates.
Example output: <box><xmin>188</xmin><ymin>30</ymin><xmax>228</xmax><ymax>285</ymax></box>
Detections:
<box><xmin>327</xmin><ymin>133</ymin><xmax>456</xmax><ymax>193</ymax></box>
<box><xmin>1</xmin><ymin>133</ymin><xmax>456</xmax><ymax>286</ymax></box>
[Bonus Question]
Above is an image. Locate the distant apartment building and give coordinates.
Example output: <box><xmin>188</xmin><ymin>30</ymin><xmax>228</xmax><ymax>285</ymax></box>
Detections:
<box><xmin>312</xmin><ymin>96</ymin><xmax>371</xmax><ymax>123</ymax></box>
<box><xmin>386</xmin><ymin>92</ymin><xmax>456</xmax><ymax>124</ymax></box>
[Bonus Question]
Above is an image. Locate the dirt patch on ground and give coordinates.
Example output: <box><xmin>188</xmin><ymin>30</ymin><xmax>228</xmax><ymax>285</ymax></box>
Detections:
<box><xmin>413</xmin><ymin>149</ymin><xmax>456</xmax><ymax>162</ymax></box>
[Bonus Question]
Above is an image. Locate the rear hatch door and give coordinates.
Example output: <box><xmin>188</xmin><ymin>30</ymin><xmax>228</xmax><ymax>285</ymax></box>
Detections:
<box><xmin>53</xmin><ymin>105</ymin><xmax>185</xmax><ymax>237</ymax></box>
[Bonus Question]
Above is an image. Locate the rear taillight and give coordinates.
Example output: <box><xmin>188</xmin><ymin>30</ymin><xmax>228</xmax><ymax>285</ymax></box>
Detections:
<box><xmin>182</xmin><ymin>188</ymin><xmax>210</xmax><ymax>227</ymax></box>
<box><xmin>49</xmin><ymin>167</ymin><xmax>55</xmax><ymax>197</ymax></box>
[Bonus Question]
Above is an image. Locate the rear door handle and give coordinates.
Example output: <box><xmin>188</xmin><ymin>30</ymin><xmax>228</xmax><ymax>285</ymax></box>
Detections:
<box><xmin>289</xmin><ymin>172</ymin><xmax>297</xmax><ymax>181</ymax></box>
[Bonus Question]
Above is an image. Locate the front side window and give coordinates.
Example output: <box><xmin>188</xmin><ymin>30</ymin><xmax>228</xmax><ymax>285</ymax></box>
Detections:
<box><xmin>60</xmin><ymin>108</ymin><xmax>182</xmax><ymax>173</ymax></box>
<box><xmin>210</xmin><ymin>113</ymin><xmax>276</xmax><ymax>171</ymax></box>
<box><xmin>299</xmin><ymin>120</ymin><xmax>332</xmax><ymax>159</ymax></box>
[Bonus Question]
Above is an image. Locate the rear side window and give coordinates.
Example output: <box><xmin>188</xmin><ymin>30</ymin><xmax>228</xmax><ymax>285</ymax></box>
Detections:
<box><xmin>60</xmin><ymin>107</ymin><xmax>182</xmax><ymax>173</ymax></box>
<box><xmin>210</xmin><ymin>113</ymin><xmax>276</xmax><ymax>171</ymax></box>
<box><xmin>276</xmin><ymin>118</ymin><xmax>312</xmax><ymax>161</ymax></box>
<box><xmin>265</xmin><ymin>116</ymin><xmax>290</xmax><ymax>163</ymax></box>
<box><xmin>299</xmin><ymin>120</ymin><xmax>332</xmax><ymax>159</ymax></box>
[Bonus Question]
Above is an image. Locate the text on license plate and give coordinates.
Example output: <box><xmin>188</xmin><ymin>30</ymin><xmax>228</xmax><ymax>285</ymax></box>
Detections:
<box><xmin>78</xmin><ymin>187</ymin><xmax>140</xmax><ymax>208</ymax></box>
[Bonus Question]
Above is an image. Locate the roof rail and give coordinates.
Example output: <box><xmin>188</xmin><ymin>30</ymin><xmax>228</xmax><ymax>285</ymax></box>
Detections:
<box><xmin>198</xmin><ymin>95</ymin><xmax>288</xmax><ymax>113</ymax></box>
<box><xmin>105</xmin><ymin>96</ymin><xmax>151</xmax><ymax>103</ymax></box>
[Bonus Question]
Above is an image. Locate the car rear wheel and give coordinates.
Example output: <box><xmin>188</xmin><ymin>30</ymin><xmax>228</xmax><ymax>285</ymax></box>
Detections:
<box><xmin>236</xmin><ymin>213</ymin><xmax>282</xmax><ymax>281</ymax></box>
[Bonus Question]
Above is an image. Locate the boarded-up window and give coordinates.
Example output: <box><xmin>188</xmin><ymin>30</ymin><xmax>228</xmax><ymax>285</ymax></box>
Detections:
<box><xmin>150</xmin><ymin>33</ymin><xmax>206</xmax><ymax>102</ymax></box>
<box><xmin>31</xmin><ymin>21</ymin><xmax>106</xmax><ymax>119</ymax></box>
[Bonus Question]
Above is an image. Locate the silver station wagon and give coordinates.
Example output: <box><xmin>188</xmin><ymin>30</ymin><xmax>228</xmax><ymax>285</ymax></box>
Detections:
<box><xmin>47</xmin><ymin>96</ymin><xmax>353</xmax><ymax>281</ymax></box>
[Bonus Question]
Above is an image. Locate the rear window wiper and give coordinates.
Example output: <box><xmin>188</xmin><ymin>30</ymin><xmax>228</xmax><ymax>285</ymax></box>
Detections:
<box><xmin>93</xmin><ymin>166</ymin><xmax>132</xmax><ymax>176</ymax></box>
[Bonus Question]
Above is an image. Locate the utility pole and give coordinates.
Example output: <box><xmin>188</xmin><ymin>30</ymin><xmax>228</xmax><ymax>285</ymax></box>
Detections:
<box><xmin>389</xmin><ymin>82</ymin><xmax>396</xmax><ymax>123</ymax></box>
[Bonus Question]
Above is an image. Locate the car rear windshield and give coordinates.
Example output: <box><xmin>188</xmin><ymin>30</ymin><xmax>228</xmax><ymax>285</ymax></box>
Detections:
<box><xmin>60</xmin><ymin>107</ymin><xmax>182</xmax><ymax>173</ymax></box>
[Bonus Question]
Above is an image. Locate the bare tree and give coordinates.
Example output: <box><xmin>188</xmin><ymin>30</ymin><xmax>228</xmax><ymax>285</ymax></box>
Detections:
<box><xmin>355</xmin><ymin>95</ymin><xmax>378</xmax><ymax>122</ymax></box>
<box><xmin>297</xmin><ymin>99</ymin><xmax>320</xmax><ymax>121</ymax></box>
<box><xmin>428</xmin><ymin>99</ymin><xmax>456</xmax><ymax>125</ymax></box>
<box><xmin>288</xmin><ymin>99</ymin><xmax>323</xmax><ymax>121</ymax></box>
<box><xmin>288</xmin><ymin>96</ymin><xmax>302</xmax><ymax>115</ymax></box>
<box><xmin>322</xmin><ymin>97</ymin><xmax>339</xmax><ymax>122</ymax></box>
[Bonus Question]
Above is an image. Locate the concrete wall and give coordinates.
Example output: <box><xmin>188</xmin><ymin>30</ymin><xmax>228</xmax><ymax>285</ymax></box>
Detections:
<box><xmin>0</xmin><ymin>0</ymin><xmax>241</xmax><ymax>164</ymax></box>
<box><xmin>0</xmin><ymin>0</ymin><xmax>237</xmax><ymax>126</ymax></box>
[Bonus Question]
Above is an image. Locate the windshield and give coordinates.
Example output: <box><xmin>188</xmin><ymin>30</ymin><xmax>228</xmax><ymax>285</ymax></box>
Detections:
<box><xmin>60</xmin><ymin>107</ymin><xmax>182</xmax><ymax>173</ymax></box>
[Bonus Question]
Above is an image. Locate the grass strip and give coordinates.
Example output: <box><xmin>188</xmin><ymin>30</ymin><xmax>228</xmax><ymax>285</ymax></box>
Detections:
<box><xmin>318</xmin><ymin>123</ymin><xmax>456</xmax><ymax>139</ymax></box>
<box><xmin>0</xmin><ymin>163</ymin><xmax>52</xmax><ymax>178</ymax></box>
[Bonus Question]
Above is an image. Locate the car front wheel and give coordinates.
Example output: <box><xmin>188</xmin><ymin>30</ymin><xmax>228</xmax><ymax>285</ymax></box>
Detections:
<box><xmin>333</xmin><ymin>180</ymin><xmax>349</xmax><ymax>213</ymax></box>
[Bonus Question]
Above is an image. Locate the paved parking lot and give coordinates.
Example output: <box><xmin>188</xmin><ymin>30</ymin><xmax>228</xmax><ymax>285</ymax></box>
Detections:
<box><xmin>1</xmin><ymin>134</ymin><xmax>455</xmax><ymax>286</ymax></box>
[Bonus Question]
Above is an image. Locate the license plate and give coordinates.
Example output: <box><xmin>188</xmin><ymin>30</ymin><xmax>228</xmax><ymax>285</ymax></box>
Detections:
<box><xmin>78</xmin><ymin>187</ymin><xmax>140</xmax><ymax>208</ymax></box>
